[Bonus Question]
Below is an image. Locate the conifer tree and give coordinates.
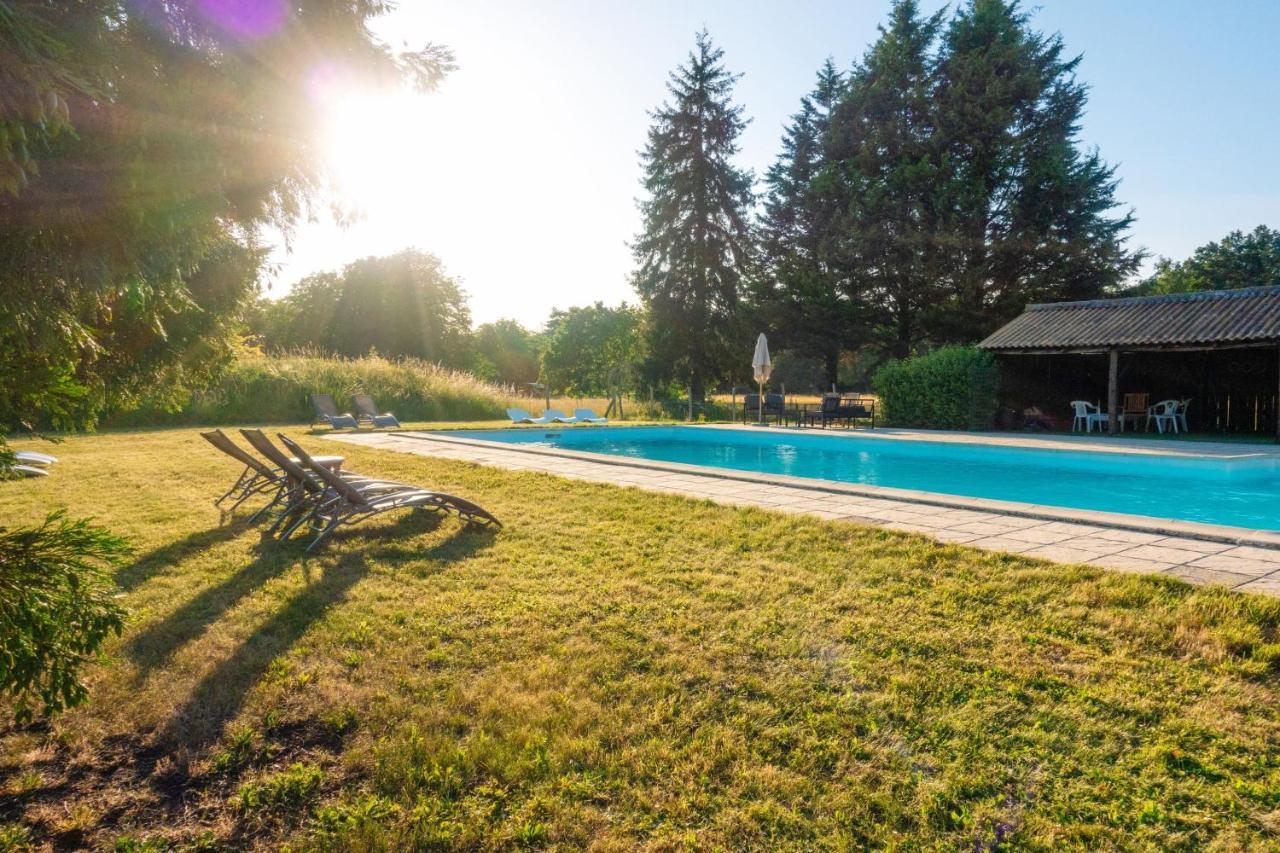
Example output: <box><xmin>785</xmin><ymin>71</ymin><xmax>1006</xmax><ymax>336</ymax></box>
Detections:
<box><xmin>825</xmin><ymin>0</ymin><xmax>948</xmax><ymax>358</ymax></box>
<box><xmin>632</xmin><ymin>31</ymin><xmax>755</xmax><ymax>402</ymax></box>
<box><xmin>756</xmin><ymin>59</ymin><xmax>852</xmax><ymax>386</ymax></box>
<box><xmin>929</xmin><ymin>0</ymin><xmax>1141</xmax><ymax>342</ymax></box>
<box><xmin>811</xmin><ymin>0</ymin><xmax>1138</xmax><ymax>357</ymax></box>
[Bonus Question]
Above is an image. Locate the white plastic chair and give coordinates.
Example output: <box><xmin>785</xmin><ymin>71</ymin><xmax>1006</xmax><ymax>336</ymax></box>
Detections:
<box><xmin>1176</xmin><ymin>399</ymin><xmax>1191</xmax><ymax>433</ymax></box>
<box><xmin>1150</xmin><ymin>399</ymin><xmax>1180</xmax><ymax>434</ymax></box>
<box><xmin>1070</xmin><ymin>400</ymin><xmax>1108</xmax><ymax>433</ymax></box>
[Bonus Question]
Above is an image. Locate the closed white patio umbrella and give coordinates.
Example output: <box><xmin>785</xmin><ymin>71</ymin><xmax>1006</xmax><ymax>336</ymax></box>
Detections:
<box><xmin>752</xmin><ymin>333</ymin><xmax>771</xmax><ymax>425</ymax></box>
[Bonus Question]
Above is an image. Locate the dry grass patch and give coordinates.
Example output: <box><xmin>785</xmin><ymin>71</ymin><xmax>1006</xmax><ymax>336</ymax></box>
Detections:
<box><xmin>1</xmin><ymin>427</ymin><xmax>1279</xmax><ymax>849</ymax></box>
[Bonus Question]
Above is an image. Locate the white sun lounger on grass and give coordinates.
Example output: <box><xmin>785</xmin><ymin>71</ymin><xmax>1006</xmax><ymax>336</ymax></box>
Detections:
<box><xmin>573</xmin><ymin>408</ymin><xmax>608</xmax><ymax>424</ymax></box>
<box><xmin>506</xmin><ymin>408</ymin><xmax>554</xmax><ymax>424</ymax></box>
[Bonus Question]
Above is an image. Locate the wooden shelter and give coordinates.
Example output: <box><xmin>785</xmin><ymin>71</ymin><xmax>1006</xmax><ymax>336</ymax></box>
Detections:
<box><xmin>979</xmin><ymin>286</ymin><xmax>1280</xmax><ymax>437</ymax></box>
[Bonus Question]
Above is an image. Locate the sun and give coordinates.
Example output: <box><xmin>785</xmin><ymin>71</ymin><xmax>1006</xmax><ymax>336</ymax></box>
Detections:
<box><xmin>320</xmin><ymin>87</ymin><xmax>445</xmax><ymax>221</ymax></box>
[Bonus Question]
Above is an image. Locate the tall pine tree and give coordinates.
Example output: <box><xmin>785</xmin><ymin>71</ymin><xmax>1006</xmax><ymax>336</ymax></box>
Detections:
<box><xmin>929</xmin><ymin>0</ymin><xmax>1141</xmax><ymax>341</ymax></box>
<box><xmin>807</xmin><ymin>0</ymin><xmax>1139</xmax><ymax>357</ymax></box>
<box><xmin>756</xmin><ymin>59</ymin><xmax>853</xmax><ymax>386</ymax></box>
<box><xmin>825</xmin><ymin>0</ymin><xmax>948</xmax><ymax>359</ymax></box>
<box><xmin>632</xmin><ymin>31</ymin><xmax>755</xmax><ymax>402</ymax></box>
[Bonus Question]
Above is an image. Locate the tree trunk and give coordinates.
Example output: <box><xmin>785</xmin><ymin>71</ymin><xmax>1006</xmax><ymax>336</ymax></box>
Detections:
<box><xmin>892</xmin><ymin>318</ymin><xmax>913</xmax><ymax>360</ymax></box>
<box><xmin>824</xmin><ymin>349</ymin><xmax>839</xmax><ymax>389</ymax></box>
<box><xmin>690</xmin><ymin>376</ymin><xmax>706</xmax><ymax>404</ymax></box>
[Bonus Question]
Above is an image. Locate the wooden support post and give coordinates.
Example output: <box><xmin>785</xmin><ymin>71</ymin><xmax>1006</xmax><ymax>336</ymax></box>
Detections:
<box><xmin>1107</xmin><ymin>348</ymin><xmax>1120</xmax><ymax>435</ymax></box>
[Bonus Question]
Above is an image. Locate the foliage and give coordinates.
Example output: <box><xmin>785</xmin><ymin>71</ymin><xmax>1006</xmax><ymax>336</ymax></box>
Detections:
<box><xmin>874</xmin><ymin>345</ymin><xmax>999</xmax><ymax>429</ymax></box>
<box><xmin>0</xmin><ymin>2</ymin><xmax>453</xmax><ymax>433</ymax></box>
<box><xmin>778</xmin><ymin>0</ymin><xmax>1140</xmax><ymax>360</ymax></box>
<box><xmin>0</xmin><ymin>1</ymin><xmax>83</xmax><ymax>195</ymax></box>
<box><xmin>471</xmin><ymin>320</ymin><xmax>543</xmax><ymax>386</ymax></box>
<box><xmin>540</xmin><ymin>302</ymin><xmax>643</xmax><ymax>396</ymax></box>
<box><xmin>0</xmin><ymin>441</ymin><xmax>14</xmax><ymax>480</ymax></box>
<box><xmin>826</xmin><ymin>1</ymin><xmax>949</xmax><ymax>359</ymax></box>
<box><xmin>0</xmin><ymin>511</ymin><xmax>129</xmax><ymax>721</ymax></box>
<box><xmin>253</xmin><ymin>250</ymin><xmax>473</xmax><ymax>368</ymax></box>
<box><xmin>6</xmin><ymin>428</ymin><xmax>1280</xmax><ymax>847</ymax></box>
<box><xmin>925</xmin><ymin>0</ymin><xmax>1141</xmax><ymax>342</ymax></box>
<box><xmin>1123</xmin><ymin>225</ymin><xmax>1280</xmax><ymax>296</ymax></box>
<box><xmin>766</xmin><ymin>350</ymin><xmax>829</xmax><ymax>393</ymax></box>
<box><xmin>632</xmin><ymin>30</ymin><xmax>756</xmax><ymax>402</ymax></box>
<box><xmin>107</xmin><ymin>352</ymin><xmax>517</xmax><ymax>426</ymax></box>
<box><xmin>755</xmin><ymin>60</ymin><xmax>862</xmax><ymax>385</ymax></box>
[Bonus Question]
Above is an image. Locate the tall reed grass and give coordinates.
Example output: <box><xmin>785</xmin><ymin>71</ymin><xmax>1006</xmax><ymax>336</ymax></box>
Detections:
<box><xmin>107</xmin><ymin>352</ymin><xmax>533</xmax><ymax>426</ymax></box>
<box><xmin>104</xmin><ymin>351</ymin><xmax>757</xmax><ymax>427</ymax></box>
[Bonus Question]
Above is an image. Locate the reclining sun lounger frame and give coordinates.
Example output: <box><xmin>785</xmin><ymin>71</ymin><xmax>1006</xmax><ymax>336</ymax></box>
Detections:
<box><xmin>276</xmin><ymin>433</ymin><xmax>501</xmax><ymax>553</ymax></box>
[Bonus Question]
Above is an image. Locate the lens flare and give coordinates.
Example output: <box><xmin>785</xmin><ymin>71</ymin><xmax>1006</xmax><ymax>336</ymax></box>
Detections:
<box><xmin>197</xmin><ymin>0</ymin><xmax>286</xmax><ymax>39</ymax></box>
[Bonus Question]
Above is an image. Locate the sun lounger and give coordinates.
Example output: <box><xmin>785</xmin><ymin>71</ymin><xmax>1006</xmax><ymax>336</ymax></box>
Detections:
<box><xmin>276</xmin><ymin>434</ymin><xmax>500</xmax><ymax>552</ymax></box>
<box><xmin>13</xmin><ymin>465</ymin><xmax>49</xmax><ymax>478</ymax></box>
<box><xmin>573</xmin><ymin>408</ymin><xmax>608</xmax><ymax>424</ymax></box>
<box><xmin>202</xmin><ymin>429</ymin><xmax>288</xmax><ymax>514</ymax></box>
<box><xmin>352</xmin><ymin>393</ymin><xmax>401</xmax><ymax>428</ymax></box>
<box><xmin>310</xmin><ymin>394</ymin><xmax>360</xmax><ymax>429</ymax></box>
<box><xmin>544</xmin><ymin>409</ymin><xmax>574</xmax><ymax>423</ymax></box>
<box><xmin>15</xmin><ymin>451</ymin><xmax>57</xmax><ymax>466</ymax></box>
<box><xmin>242</xmin><ymin>429</ymin><xmax>443</xmax><ymax>537</ymax></box>
<box><xmin>201</xmin><ymin>429</ymin><xmax>344</xmax><ymax>521</ymax></box>
<box><xmin>236</xmin><ymin>429</ymin><xmax>394</xmax><ymax>535</ymax></box>
<box><xmin>506</xmin><ymin>408</ymin><xmax>554</xmax><ymax>425</ymax></box>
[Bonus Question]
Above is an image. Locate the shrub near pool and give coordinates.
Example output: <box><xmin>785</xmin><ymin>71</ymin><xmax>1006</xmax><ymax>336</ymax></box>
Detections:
<box><xmin>874</xmin><ymin>345</ymin><xmax>999</xmax><ymax>430</ymax></box>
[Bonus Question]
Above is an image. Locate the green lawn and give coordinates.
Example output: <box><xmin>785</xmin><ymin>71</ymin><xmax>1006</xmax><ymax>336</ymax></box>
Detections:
<box><xmin>2</xmin><ymin>427</ymin><xmax>1280</xmax><ymax>849</ymax></box>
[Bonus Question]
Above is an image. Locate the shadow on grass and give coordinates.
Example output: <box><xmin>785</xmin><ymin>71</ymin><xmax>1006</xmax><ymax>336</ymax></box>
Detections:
<box><xmin>150</xmin><ymin>515</ymin><xmax>499</xmax><ymax>749</ymax></box>
<box><xmin>115</xmin><ymin>520</ymin><xmax>254</xmax><ymax>593</ymax></box>
<box><xmin>126</xmin><ymin>512</ymin><xmax>453</xmax><ymax>680</ymax></box>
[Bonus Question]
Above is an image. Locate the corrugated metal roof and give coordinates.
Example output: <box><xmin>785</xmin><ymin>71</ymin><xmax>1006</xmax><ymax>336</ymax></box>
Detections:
<box><xmin>979</xmin><ymin>285</ymin><xmax>1280</xmax><ymax>352</ymax></box>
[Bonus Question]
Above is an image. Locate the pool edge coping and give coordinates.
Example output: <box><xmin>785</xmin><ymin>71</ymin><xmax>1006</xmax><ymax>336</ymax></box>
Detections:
<box><xmin>696</xmin><ymin>423</ymin><xmax>1280</xmax><ymax>460</ymax></box>
<box><xmin>386</xmin><ymin>429</ymin><xmax>1280</xmax><ymax>549</ymax></box>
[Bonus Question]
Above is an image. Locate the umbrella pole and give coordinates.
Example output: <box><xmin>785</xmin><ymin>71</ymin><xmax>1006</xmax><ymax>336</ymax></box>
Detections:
<box><xmin>758</xmin><ymin>380</ymin><xmax>764</xmax><ymax>425</ymax></box>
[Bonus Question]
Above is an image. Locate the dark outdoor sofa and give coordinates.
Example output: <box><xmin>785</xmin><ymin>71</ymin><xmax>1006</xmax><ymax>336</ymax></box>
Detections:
<box><xmin>743</xmin><ymin>393</ymin><xmax>787</xmax><ymax>423</ymax></box>
<box><xmin>805</xmin><ymin>394</ymin><xmax>876</xmax><ymax>429</ymax></box>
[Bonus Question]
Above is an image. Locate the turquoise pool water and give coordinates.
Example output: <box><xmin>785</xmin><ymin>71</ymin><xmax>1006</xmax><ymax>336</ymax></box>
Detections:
<box><xmin>437</xmin><ymin>426</ymin><xmax>1280</xmax><ymax>530</ymax></box>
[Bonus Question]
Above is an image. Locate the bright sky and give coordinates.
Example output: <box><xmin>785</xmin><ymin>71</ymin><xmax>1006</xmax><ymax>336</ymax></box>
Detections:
<box><xmin>268</xmin><ymin>0</ymin><xmax>1280</xmax><ymax>329</ymax></box>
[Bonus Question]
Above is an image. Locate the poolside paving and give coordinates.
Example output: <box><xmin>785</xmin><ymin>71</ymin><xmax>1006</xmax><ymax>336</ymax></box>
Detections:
<box><xmin>324</xmin><ymin>430</ymin><xmax>1280</xmax><ymax>598</ymax></box>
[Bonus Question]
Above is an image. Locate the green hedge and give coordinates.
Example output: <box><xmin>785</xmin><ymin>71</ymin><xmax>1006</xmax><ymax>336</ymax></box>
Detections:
<box><xmin>873</xmin><ymin>346</ymin><xmax>999</xmax><ymax>430</ymax></box>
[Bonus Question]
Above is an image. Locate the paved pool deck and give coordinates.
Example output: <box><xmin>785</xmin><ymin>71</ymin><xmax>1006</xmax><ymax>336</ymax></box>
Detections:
<box><xmin>324</xmin><ymin>427</ymin><xmax>1280</xmax><ymax>598</ymax></box>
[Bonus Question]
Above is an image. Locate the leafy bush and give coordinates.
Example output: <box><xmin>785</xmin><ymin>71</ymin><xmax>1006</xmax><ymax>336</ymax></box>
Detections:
<box><xmin>873</xmin><ymin>346</ymin><xmax>999</xmax><ymax>430</ymax></box>
<box><xmin>0</xmin><ymin>511</ymin><xmax>129</xmax><ymax>721</ymax></box>
<box><xmin>107</xmin><ymin>351</ymin><xmax>519</xmax><ymax>426</ymax></box>
<box><xmin>0</xmin><ymin>440</ymin><xmax>15</xmax><ymax>480</ymax></box>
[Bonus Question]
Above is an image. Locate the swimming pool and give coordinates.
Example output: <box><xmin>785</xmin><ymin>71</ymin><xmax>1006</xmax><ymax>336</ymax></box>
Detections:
<box><xmin>437</xmin><ymin>426</ymin><xmax>1280</xmax><ymax>530</ymax></box>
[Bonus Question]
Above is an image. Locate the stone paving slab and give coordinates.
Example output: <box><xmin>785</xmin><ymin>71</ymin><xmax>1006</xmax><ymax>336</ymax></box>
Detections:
<box><xmin>324</xmin><ymin>431</ymin><xmax>1280</xmax><ymax>598</ymax></box>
